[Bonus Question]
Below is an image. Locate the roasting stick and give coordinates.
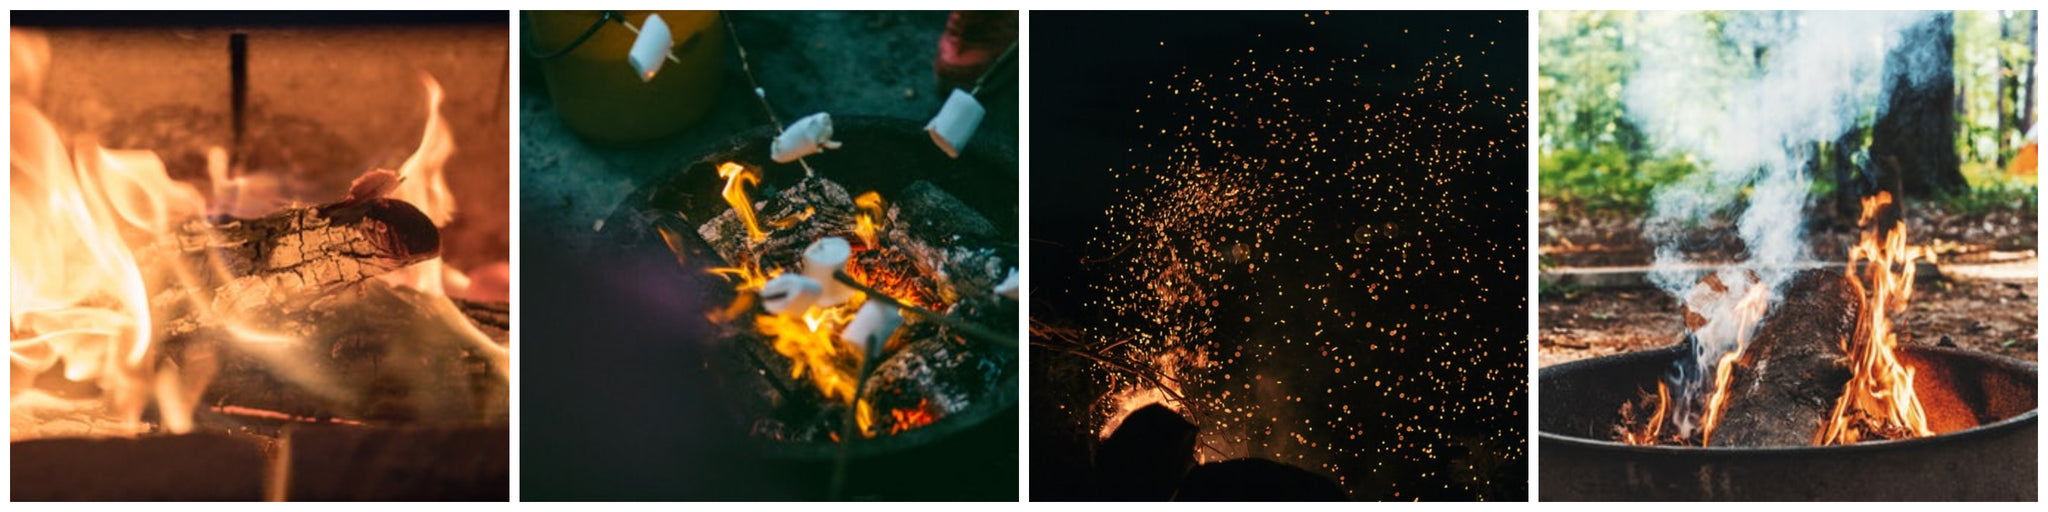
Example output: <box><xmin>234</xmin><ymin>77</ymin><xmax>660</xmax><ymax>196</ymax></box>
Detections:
<box><xmin>827</xmin><ymin>331</ymin><xmax>886</xmax><ymax>500</ymax></box>
<box><xmin>833</xmin><ymin>270</ymin><xmax>1018</xmax><ymax>348</ymax></box>
<box><xmin>823</xmin><ymin>268</ymin><xmax>1013</xmax><ymax>498</ymax></box>
<box><xmin>723</xmin><ymin>12</ymin><xmax>820</xmax><ymax>178</ymax></box>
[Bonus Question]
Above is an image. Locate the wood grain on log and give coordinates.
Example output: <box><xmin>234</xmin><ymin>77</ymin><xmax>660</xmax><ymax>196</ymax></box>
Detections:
<box><xmin>1706</xmin><ymin>269</ymin><xmax>1859</xmax><ymax>447</ymax></box>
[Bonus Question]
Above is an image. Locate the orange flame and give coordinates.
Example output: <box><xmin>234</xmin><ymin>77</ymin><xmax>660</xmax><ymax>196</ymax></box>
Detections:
<box><xmin>1817</xmin><ymin>191</ymin><xmax>1934</xmax><ymax>445</ymax></box>
<box><xmin>757</xmin><ymin>305</ymin><xmax>861</xmax><ymax>402</ymax></box>
<box><xmin>1622</xmin><ymin>274</ymin><xmax>1768</xmax><ymax>446</ymax></box>
<box><xmin>852</xmin><ymin>191</ymin><xmax>885</xmax><ymax>248</ymax></box>
<box><xmin>382</xmin><ymin>74</ymin><xmax>459</xmax><ymax>295</ymax></box>
<box><xmin>12</xmin><ymin>83</ymin><xmax>209</xmax><ymax>436</ymax></box>
<box><xmin>717</xmin><ymin>162</ymin><xmax>767</xmax><ymax>242</ymax></box>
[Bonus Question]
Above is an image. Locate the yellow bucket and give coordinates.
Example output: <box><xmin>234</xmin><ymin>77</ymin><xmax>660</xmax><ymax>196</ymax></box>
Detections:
<box><xmin>527</xmin><ymin>11</ymin><xmax>726</xmax><ymax>144</ymax></box>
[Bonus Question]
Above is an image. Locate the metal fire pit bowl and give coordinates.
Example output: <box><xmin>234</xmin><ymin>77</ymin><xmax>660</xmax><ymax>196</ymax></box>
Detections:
<box><xmin>1539</xmin><ymin>345</ymin><xmax>2036</xmax><ymax>501</ymax></box>
<box><xmin>596</xmin><ymin>115</ymin><xmax>1019</xmax><ymax>461</ymax></box>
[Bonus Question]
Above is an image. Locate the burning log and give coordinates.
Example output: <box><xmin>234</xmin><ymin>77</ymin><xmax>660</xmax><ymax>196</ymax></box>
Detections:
<box><xmin>1704</xmin><ymin>269</ymin><xmax>1859</xmax><ymax>447</ymax></box>
<box><xmin>698</xmin><ymin>175</ymin><xmax>860</xmax><ymax>271</ymax></box>
<box><xmin>153</xmin><ymin>197</ymin><xmax>442</xmax><ymax>334</ymax></box>
<box><xmin>885</xmin><ymin>180</ymin><xmax>1009</xmax><ymax>305</ymax></box>
<box><xmin>182</xmin><ymin>281</ymin><xmax>509</xmax><ymax>425</ymax></box>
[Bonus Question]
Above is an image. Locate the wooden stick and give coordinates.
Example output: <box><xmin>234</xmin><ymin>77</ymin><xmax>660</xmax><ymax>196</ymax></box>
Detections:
<box><xmin>833</xmin><ymin>270</ymin><xmax>1016</xmax><ymax>348</ymax></box>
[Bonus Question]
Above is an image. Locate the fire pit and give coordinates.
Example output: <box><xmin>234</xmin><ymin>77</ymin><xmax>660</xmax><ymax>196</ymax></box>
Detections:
<box><xmin>1539</xmin><ymin>344</ymin><xmax>2036</xmax><ymax>500</ymax></box>
<box><xmin>592</xmin><ymin>115</ymin><xmax>1017</xmax><ymax>466</ymax></box>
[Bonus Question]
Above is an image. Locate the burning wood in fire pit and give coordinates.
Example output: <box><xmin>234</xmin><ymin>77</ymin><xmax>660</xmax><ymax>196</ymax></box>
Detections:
<box><xmin>684</xmin><ymin>164</ymin><xmax>1015</xmax><ymax>443</ymax></box>
<box><xmin>1618</xmin><ymin>192</ymin><xmax>1961</xmax><ymax>447</ymax></box>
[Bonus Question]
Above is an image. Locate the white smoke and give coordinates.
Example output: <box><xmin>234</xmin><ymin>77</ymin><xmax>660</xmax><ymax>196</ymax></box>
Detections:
<box><xmin>1626</xmin><ymin>11</ymin><xmax>1946</xmax><ymax>429</ymax></box>
<box><xmin>1634</xmin><ymin>11</ymin><xmax>1935</xmax><ymax>297</ymax></box>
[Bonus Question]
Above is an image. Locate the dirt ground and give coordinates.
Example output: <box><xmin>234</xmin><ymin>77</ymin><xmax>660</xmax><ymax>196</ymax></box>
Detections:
<box><xmin>1538</xmin><ymin>200</ymin><xmax>2038</xmax><ymax>367</ymax></box>
<box><xmin>1540</xmin><ymin>277</ymin><xmax>2038</xmax><ymax>367</ymax></box>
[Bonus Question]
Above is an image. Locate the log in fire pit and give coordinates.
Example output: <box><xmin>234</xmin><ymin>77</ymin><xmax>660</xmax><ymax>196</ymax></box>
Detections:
<box><xmin>1539</xmin><ymin>344</ymin><xmax>2036</xmax><ymax>500</ymax></box>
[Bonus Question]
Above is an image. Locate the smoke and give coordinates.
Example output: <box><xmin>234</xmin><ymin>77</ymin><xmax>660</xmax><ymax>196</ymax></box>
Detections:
<box><xmin>1624</xmin><ymin>11</ymin><xmax>1946</xmax><ymax>430</ymax></box>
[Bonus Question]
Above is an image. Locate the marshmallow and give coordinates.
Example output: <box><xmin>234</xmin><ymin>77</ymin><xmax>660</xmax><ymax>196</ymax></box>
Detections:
<box><xmin>627</xmin><ymin>13</ymin><xmax>674</xmax><ymax>82</ymax></box>
<box><xmin>840</xmin><ymin>300</ymin><xmax>903</xmax><ymax>356</ymax></box>
<box><xmin>801</xmin><ymin>237</ymin><xmax>855</xmax><ymax>306</ymax></box>
<box><xmin>924</xmin><ymin>89</ymin><xmax>985</xmax><ymax>158</ymax></box>
<box><xmin>994</xmin><ymin>267</ymin><xmax>1019</xmax><ymax>300</ymax></box>
<box><xmin>760</xmin><ymin>274</ymin><xmax>824</xmax><ymax>315</ymax></box>
<box><xmin>771</xmin><ymin>112</ymin><xmax>843</xmax><ymax>163</ymax></box>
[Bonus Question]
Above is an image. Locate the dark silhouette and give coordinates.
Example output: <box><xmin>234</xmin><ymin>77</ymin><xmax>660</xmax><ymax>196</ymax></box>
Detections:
<box><xmin>1091</xmin><ymin>403</ymin><xmax>1199</xmax><ymax>500</ymax></box>
<box><xmin>1176</xmin><ymin>458</ymin><xmax>1349</xmax><ymax>501</ymax></box>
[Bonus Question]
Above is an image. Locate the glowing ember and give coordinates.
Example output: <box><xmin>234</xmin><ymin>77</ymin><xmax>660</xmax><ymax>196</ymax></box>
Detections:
<box><xmin>1035</xmin><ymin>12</ymin><xmax>1528</xmax><ymax>499</ymax></box>
<box><xmin>1818</xmin><ymin>191</ymin><xmax>1935</xmax><ymax>444</ymax></box>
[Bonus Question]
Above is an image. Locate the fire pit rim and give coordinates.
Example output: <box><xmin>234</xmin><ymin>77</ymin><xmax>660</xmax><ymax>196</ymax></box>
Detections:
<box><xmin>1538</xmin><ymin>344</ymin><xmax>2038</xmax><ymax>454</ymax></box>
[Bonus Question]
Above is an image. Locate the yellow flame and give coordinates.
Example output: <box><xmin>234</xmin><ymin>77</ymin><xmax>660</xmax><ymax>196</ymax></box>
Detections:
<box><xmin>1818</xmin><ymin>191</ymin><xmax>1935</xmax><ymax>445</ymax></box>
<box><xmin>757</xmin><ymin>305</ymin><xmax>861</xmax><ymax>402</ymax></box>
<box><xmin>717</xmin><ymin>162</ymin><xmax>767</xmax><ymax>242</ymax></box>
<box><xmin>12</xmin><ymin>82</ymin><xmax>207</xmax><ymax>436</ymax></box>
<box><xmin>383</xmin><ymin>74</ymin><xmax>458</xmax><ymax>295</ymax></box>
<box><xmin>853</xmin><ymin>191</ymin><xmax>885</xmax><ymax>248</ymax></box>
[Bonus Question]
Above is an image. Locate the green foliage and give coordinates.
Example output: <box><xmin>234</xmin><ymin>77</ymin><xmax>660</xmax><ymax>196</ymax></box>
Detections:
<box><xmin>1934</xmin><ymin>161</ymin><xmax>2039</xmax><ymax>216</ymax></box>
<box><xmin>1538</xmin><ymin>146</ymin><xmax>1699</xmax><ymax>212</ymax></box>
<box><xmin>1540</xmin><ymin>11</ymin><xmax>2037</xmax><ymax>215</ymax></box>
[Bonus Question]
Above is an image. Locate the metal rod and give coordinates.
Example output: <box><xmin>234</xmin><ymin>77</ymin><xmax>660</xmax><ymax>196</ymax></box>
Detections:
<box><xmin>228</xmin><ymin>33</ymin><xmax>247</xmax><ymax>170</ymax></box>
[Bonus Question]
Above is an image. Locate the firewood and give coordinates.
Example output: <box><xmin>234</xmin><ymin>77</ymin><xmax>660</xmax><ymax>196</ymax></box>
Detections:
<box><xmin>179</xmin><ymin>281</ymin><xmax>508</xmax><ymax>426</ymax></box>
<box><xmin>152</xmin><ymin>197</ymin><xmax>441</xmax><ymax>336</ymax></box>
<box><xmin>884</xmin><ymin>180</ymin><xmax>1009</xmax><ymax>304</ymax></box>
<box><xmin>697</xmin><ymin>176</ymin><xmax>860</xmax><ymax>271</ymax></box>
<box><xmin>1705</xmin><ymin>269</ymin><xmax>1858</xmax><ymax>447</ymax></box>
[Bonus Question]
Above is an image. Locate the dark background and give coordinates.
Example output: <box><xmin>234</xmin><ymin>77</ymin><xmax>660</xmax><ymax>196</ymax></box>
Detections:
<box><xmin>1031</xmin><ymin>11</ymin><xmax>1528</xmax><ymax>501</ymax></box>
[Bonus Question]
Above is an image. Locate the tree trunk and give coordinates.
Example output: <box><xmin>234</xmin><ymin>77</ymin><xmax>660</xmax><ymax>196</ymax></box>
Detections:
<box><xmin>2025</xmin><ymin>11</ymin><xmax>2038</xmax><ymax>137</ymax></box>
<box><xmin>1871</xmin><ymin>12</ymin><xmax>1966</xmax><ymax>198</ymax></box>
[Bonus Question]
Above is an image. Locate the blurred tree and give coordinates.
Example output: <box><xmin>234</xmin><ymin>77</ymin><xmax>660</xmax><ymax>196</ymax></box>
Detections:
<box><xmin>1871</xmin><ymin>12</ymin><xmax>1965</xmax><ymax>198</ymax></box>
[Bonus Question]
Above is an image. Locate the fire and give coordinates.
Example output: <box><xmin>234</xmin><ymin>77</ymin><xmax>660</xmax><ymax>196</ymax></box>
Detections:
<box><xmin>12</xmin><ymin>81</ymin><xmax>208</xmax><ymax>436</ymax></box>
<box><xmin>1817</xmin><ymin>191</ymin><xmax>1934</xmax><ymax>445</ymax></box>
<box><xmin>717</xmin><ymin>162</ymin><xmax>767</xmax><ymax>242</ymax></box>
<box><xmin>852</xmin><ymin>191</ymin><xmax>885</xmax><ymax>248</ymax></box>
<box><xmin>11</xmin><ymin>35</ymin><xmax>497</xmax><ymax>439</ymax></box>
<box><xmin>382</xmin><ymin>74</ymin><xmax>459</xmax><ymax>295</ymax></box>
<box><xmin>856</xmin><ymin>397</ymin><xmax>938</xmax><ymax>437</ymax></box>
<box><xmin>757</xmin><ymin>304</ymin><xmax>860</xmax><ymax>402</ymax></box>
<box><xmin>1621</xmin><ymin>271</ymin><xmax>1769</xmax><ymax>446</ymax></box>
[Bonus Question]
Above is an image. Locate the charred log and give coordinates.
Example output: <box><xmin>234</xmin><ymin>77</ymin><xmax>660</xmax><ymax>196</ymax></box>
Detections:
<box><xmin>1706</xmin><ymin>269</ymin><xmax>1859</xmax><ymax>447</ymax></box>
<box><xmin>698</xmin><ymin>176</ymin><xmax>860</xmax><ymax>271</ymax></box>
<box><xmin>176</xmin><ymin>282</ymin><xmax>508</xmax><ymax>426</ymax></box>
<box><xmin>152</xmin><ymin>197</ymin><xmax>441</xmax><ymax>336</ymax></box>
